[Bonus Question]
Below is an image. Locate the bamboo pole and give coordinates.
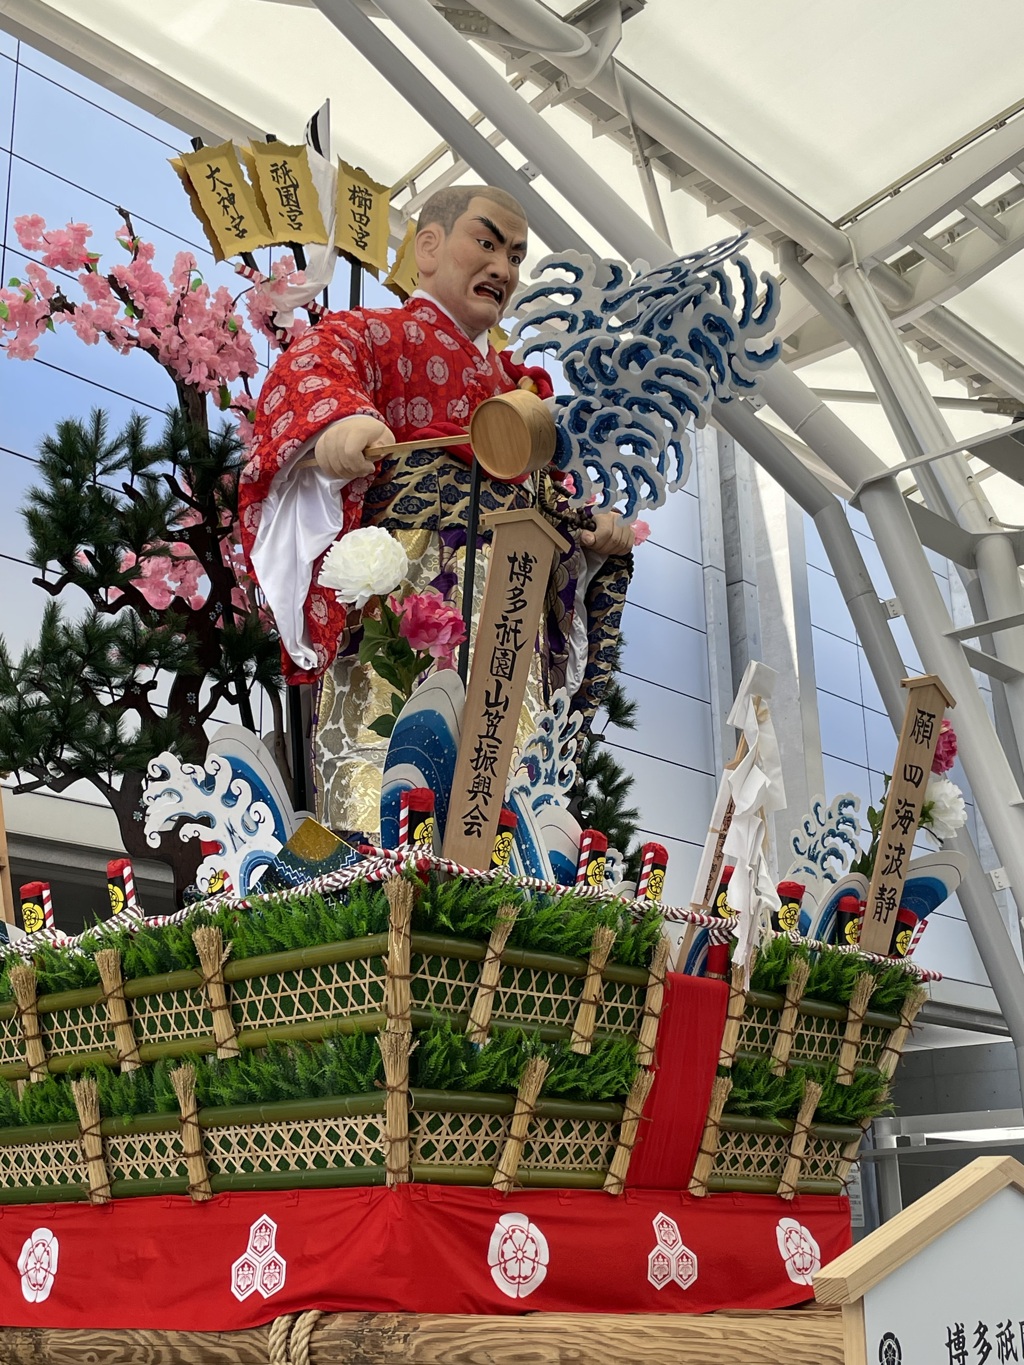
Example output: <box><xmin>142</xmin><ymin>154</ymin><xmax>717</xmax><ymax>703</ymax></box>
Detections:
<box><xmin>837</xmin><ymin>973</ymin><xmax>875</xmax><ymax>1085</ymax></box>
<box><xmin>778</xmin><ymin>1081</ymin><xmax>823</xmax><ymax>1199</ymax></box>
<box><xmin>689</xmin><ymin>1074</ymin><xmax>733</xmax><ymax>1196</ymax></box>
<box><xmin>170</xmin><ymin>1064</ymin><xmax>212</xmax><ymax>1202</ymax></box>
<box><xmin>635</xmin><ymin>936</ymin><xmax>670</xmax><ymax>1067</ymax></box>
<box><xmin>10</xmin><ymin>965</ymin><xmax>47</xmax><ymax>1082</ymax></box>
<box><xmin>379</xmin><ymin>1029</ymin><xmax>413</xmax><ymax>1186</ymax></box>
<box><xmin>94</xmin><ymin>949</ymin><xmax>141</xmax><ymax>1072</ymax></box>
<box><xmin>192</xmin><ymin>926</ymin><xmax>240</xmax><ymax>1059</ymax></box>
<box><xmin>385</xmin><ymin>877</ymin><xmax>414</xmax><ymax>1036</ymax></box>
<box><xmin>716</xmin><ymin>961</ymin><xmax>749</xmax><ymax>1069</ymax></box>
<box><xmin>770</xmin><ymin>958</ymin><xmax>810</xmax><ymax>1076</ymax></box>
<box><xmin>877</xmin><ymin>985</ymin><xmax>929</xmax><ymax>1080</ymax></box>
<box><xmin>466</xmin><ymin>904</ymin><xmax>519</xmax><ymax>1045</ymax></box>
<box><xmin>602</xmin><ymin>1068</ymin><xmax>654</xmax><ymax>1195</ymax></box>
<box><xmin>70</xmin><ymin>1076</ymin><xmax>110</xmax><ymax>1204</ymax></box>
<box><xmin>569</xmin><ymin>924</ymin><xmax>615</xmax><ymax>1055</ymax></box>
<box><xmin>0</xmin><ymin>788</ymin><xmax>16</xmax><ymax>924</ymax></box>
<box><xmin>493</xmin><ymin>1055</ymin><xmax>549</xmax><ymax>1192</ymax></box>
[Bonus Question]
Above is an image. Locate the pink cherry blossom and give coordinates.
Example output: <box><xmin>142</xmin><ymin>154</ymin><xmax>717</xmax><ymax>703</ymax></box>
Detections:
<box><xmin>13</xmin><ymin>214</ymin><xmax>47</xmax><ymax>252</ymax></box>
<box><xmin>632</xmin><ymin>519</ymin><xmax>651</xmax><ymax>546</ymax></box>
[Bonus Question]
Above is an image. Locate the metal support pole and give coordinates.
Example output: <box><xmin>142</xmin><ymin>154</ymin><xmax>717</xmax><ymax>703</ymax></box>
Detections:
<box><xmin>871</xmin><ymin>1121</ymin><xmax>905</xmax><ymax>1222</ymax></box>
<box><xmin>720</xmin><ymin>396</ymin><xmax>1024</xmax><ymax>1105</ymax></box>
<box><xmin>362</xmin><ymin>0</ymin><xmax>669</xmax><ymax>267</ymax></box>
<box><xmin>760</xmin><ymin>366</ymin><xmax>1024</xmax><ymax>929</ymax></box>
<box><xmin>838</xmin><ymin>264</ymin><xmax>993</xmax><ymax>530</ymax></box>
<box><xmin>914</xmin><ymin>305</ymin><xmax>1024</xmax><ymax>408</ymax></box>
<box><xmin>310</xmin><ymin>0</ymin><xmax>591</xmax><ymax>256</ymax></box>
<box><xmin>838</xmin><ymin>264</ymin><xmax>1024</xmax><ymax>764</ymax></box>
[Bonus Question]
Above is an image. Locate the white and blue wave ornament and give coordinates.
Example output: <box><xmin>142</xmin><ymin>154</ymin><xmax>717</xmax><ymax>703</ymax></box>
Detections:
<box><xmin>507</xmin><ymin>235</ymin><xmax>781</xmax><ymax>517</ymax></box>
<box><xmin>142</xmin><ymin>725</ymin><xmax>299</xmax><ymax>896</ymax></box>
<box><xmin>504</xmin><ymin>689</ymin><xmax>583</xmax><ymax>884</ymax></box>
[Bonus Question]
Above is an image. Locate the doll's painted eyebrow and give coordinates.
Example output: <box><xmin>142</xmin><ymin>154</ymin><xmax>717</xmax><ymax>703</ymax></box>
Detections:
<box><xmin>473</xmin><ymin>215</ymin><xmax>528</xmax><ymax>254</ymax></box>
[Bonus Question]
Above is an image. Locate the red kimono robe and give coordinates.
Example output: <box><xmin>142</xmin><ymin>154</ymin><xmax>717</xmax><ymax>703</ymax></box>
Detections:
<box><xmin>239</xmin><ymin>295</ymin><xmax>552</xmax><ymax>683</ymax></box>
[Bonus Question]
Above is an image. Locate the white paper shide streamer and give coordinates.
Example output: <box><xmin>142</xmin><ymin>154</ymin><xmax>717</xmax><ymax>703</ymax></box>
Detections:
<box><xmin>721</xmin><ymin>662</ymin><xmax>786</xmax><ymax>980</ymax></box>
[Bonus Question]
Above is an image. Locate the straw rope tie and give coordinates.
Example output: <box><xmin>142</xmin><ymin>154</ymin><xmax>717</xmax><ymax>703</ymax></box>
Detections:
<box><xmin>267</xmin><ymin>1312</ymin><xmax>295</xmax><ymax>1365</ymax></box>
<box><xmin>289</xmin><ymin>1309</ymin><xmax>323</xmax><ymax>1365</ymax></box>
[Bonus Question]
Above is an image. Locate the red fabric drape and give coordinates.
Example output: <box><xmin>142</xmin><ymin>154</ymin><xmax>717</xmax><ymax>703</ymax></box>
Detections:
<box><xmin>627</xmin><ymin>972</ymin><xmax>730</xmax><ymax>1190</ymax></box>
<box><xmin>0</xmin><ymin>1183</ymin><xmax>850</xmax><ymax>1330</ymax></box>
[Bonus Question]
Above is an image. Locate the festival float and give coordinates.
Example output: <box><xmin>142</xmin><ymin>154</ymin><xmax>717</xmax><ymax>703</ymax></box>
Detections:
<box><xmin>0</xmin><ymin>130</ymin><xmax>970</xmax><ymax>1362</ymax></box>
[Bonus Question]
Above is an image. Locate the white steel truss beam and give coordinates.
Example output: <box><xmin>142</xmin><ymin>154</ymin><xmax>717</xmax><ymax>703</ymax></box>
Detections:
<box><xmin>846</xmin><ymin>110</ymin><xmax>1024</xmax><ymax>268</ymax></box>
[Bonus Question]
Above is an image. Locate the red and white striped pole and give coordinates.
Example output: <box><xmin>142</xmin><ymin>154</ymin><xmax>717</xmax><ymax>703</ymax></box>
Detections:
<box><xmin>399</xmin><ymin>788</ymin><xmax>435</xmax><ymax>850</ymax></box>
<box><xmin>107</xmin><ymin>858</ymin><xmax>139</xmax><ymax>916</ymax></box>
<box><xmin>19</xmin><ymin>881</ymin><xmax>53</xmax><ymax>934</ymax></box>
<box><xmin>636</xmin><ymin>842</ymin><xmax>669</xmax><ymax>902</ymax></box>
<box><xmin>575</xmin><ymin>829</ymin><xmax>608</xmax><ymax>889</ymax></box>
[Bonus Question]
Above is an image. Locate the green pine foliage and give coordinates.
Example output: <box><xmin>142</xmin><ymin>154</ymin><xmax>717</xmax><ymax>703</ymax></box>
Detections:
<box><xmin>410</xmin><ymin>1017</ymin><xmax>637</xmax><ymax>1102</ymax></box>
<box><xmin>544</xmin><ymin>1036</ymin><xmax>639</xmax><ymax>1102</ymax></box>
<box><xmin>0</xmin><ymin>408</ymin><xmax>283</xmax><ymax>903</ymax></box>
<box><xmin>569</xmin><ymin>643</ymin><xmax>643</xmax><ymax>883</ymax></box>
<box><xmin>724</xmin><ymin>1055</ymin><xmax>892</xmax><ymax>1127</ymax></box>
<box><xmin>749</xmin><ymin>933</ymin><xmax>920</xmax><ymax>1014</ymax></box>
<box><xmin>410</xmin><ymin>874</ymin><xmax>525</xmax><ymax>940</ymax></box>
<box><xmin>726</xmin><ymin>1053</ymin><xmax>895</xmax><ymax>1130</ymax></box>
<box><xmin>207</xmin><ymin>881</ymin><xmax>391</xmax><ymax>960</ymax></box>
<box><xmin>725</xmin><ymin>1057</ymin><xmax>805</xmax><ymax>1121</ymax></box>
<box><xmin>809</xmin><ymin>1064</ymin><xmax>892</xmax><ymax>1127</ymax></box>
<box><xmin>0</xmin><ymin>1020</ymin><xmax>636</xmax><ymax>1131</ymax></box>
<box><xmin>15</xmin><ymin>1073</ymin><xmax>79</xmax><ymax>1128</ymax></box>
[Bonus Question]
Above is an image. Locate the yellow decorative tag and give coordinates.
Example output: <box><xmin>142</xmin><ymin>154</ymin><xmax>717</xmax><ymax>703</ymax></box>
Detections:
<box><xmin>384</xmin><ymin>219</ymin><xmax>419</xmax><ymax>300</ymax></box>
<box><xmin>336</xmin><ymin>159</ymin><xmax>391</xmax><ymax>275</ymax></box>
<box><xmin>246</xmin><ymin>142</ymin><xmax>328</xmax><ymax>246</ymax></box>
<box><xmin>21</xmin><ymin>900</ymin><xmax>43</xmax><ymax>934</ymax></box>
<box><xmin>174</xmin><ymin>142</ymin><xmax>275</xmax><ymax>260</ymax></box>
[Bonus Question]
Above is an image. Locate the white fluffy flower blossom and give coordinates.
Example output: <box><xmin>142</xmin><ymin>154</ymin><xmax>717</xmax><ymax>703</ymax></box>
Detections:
<box><xmin>318</xmin><ymin>526</ymin><xmax>408</xmax><ymax>608</ymax></box>
<box><xmin>922</xmin><ymin>773</ymin><xmax>968</xmax><ymax>842</ymax></box>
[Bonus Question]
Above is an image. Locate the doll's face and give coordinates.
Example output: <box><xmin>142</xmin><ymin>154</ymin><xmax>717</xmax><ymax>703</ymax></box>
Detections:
<box><xmin>415</xmin><ymin>196</ymin><xmax>528</xmax><ymax>338</ymax></box>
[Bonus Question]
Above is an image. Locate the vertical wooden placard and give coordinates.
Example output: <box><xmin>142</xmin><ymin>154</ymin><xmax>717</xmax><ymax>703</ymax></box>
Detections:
<box><xmin>859</xmin><ymin>675</ymin><xmax>955</xmax><ymax>955</ymax></box>
<box><xmin>442</xmin><ymin>509</ymin><xmax>568</xmax><ymax>869</ymax></box>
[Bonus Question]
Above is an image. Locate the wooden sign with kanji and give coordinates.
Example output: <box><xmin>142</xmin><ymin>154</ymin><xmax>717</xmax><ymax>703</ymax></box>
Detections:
<box><xmin>442</xmin><ymin>509</ymin><xmax>568</xmax><ymax>869</ymax></box>
<box><xmin>859</xmin><ymin>674</ymin><xmax>955</xmax><ymax>955</ymax></box>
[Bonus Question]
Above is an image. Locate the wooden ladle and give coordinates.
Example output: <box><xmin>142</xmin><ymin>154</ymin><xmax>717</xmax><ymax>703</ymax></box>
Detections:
<box><xmin>297</xmin><ymin>387</ymin><xmax>556</xmax><ymax>481</ymax></box>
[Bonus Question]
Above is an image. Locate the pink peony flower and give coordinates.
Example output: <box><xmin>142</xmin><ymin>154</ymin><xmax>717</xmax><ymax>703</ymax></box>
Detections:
<box><xmin>932</xmin><ymin>718</ymin><xmax>958</xmax><ymax>774</ymax></box>
<box><xmin>396</xmin><ymin>590</ymin><xmax>467</xmax><ymax>660</ymax></box>
<box><xmin>632</xmin><ymin>519</ymin><xmax>651</xmax><ymax>546</ymax></box>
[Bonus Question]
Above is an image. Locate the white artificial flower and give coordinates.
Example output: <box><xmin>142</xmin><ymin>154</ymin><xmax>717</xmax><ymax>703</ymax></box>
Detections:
<box><xmin>317</xmin><ymin>527</ymin><xmax>408</xmax><ymax>608</ymax></box>
<box><xmin>922</xmin><ymin>773</ymin><xmax>968</xmax><ymax>841</ymax></box>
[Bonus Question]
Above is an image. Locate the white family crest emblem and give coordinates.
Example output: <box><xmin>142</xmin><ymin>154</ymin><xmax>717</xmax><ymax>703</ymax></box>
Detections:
<box><xmin>647</xmin><ymin>1212</ymin><xmax>698</xmax><ymax>1290</ymax></box>
<box><xmin>776</xmin><ymin>1217</ymin><xmax>821</xmax><ymax>1285</ymax></box>
<box><xmin>231</xmin><ymin>1213</ymin><xmax>287</xmax><ymax>1301</ymax></box>
<box><xmin>487</xmin><ymin>1212</ymin><xmax>549</xmax><ymax>1299</ymax></box>
<box><xmin>18</xmin><ymin>1227</ymin><xmax>58</xmax><ymax>1303</ymax></box>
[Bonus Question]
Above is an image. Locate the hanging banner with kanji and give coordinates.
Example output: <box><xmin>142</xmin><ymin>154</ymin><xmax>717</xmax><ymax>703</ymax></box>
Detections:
<box><xmin>245</xmin><ymin>142</ymin><xmax>328</xmax><ymax>246</ymax></box>
<box><xmin>335</xmin><ymin>158</ymin><xmax>390</xmax><ymax>274</ymax></box>
<box><xmin>383</xmin><ymin>218</ymin><xmax>418</xmax><ymax>299</ymax></box>
<box><xmin>860</xmin><ymin>674</ymin><xmax>955</xmax><ymax>955</ymax></box>
<box><xmin>172</xmin><ymin>142</ymin><xmax>275</xmax><ymax>260</ymax></box>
